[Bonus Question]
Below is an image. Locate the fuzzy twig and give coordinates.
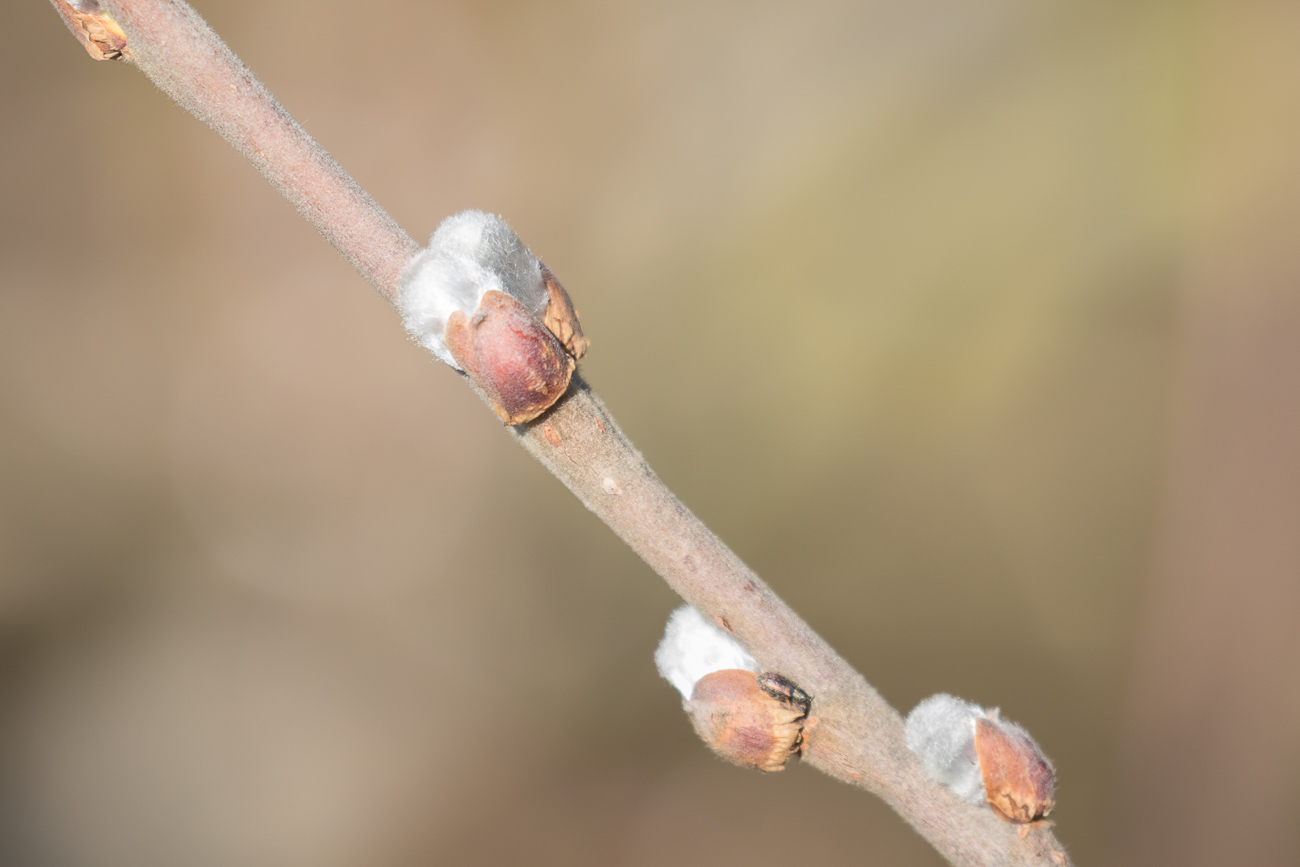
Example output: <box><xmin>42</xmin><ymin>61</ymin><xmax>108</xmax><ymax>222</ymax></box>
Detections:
<box><xmin>50</xmin><ymin>1</ymin><xmax>1073</xmax><ymax>864</ymax></box>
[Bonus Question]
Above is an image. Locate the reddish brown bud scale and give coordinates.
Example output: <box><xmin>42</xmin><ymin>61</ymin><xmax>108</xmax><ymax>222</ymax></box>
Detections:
<box><xmin>445</xmin><ymin>289</ymin><xmax>575</xmax><ymax>425</ymax></box>
<box><xmin>684</xmin><ymin>669</ymin><xmax>812</xmax><ymax>772</ymax></box>
<box><xmin>974</xmin><ymin>716</ymin><xmax>1057</xmax><ymax>823</ymax></box>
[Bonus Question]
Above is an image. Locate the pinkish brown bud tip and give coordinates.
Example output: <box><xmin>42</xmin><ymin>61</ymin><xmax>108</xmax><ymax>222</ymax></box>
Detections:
<box><xmin>685</xmin><ymin>669</ymin><xmax>812</xmax><ymax>772</ymax></box>
<box><xmin>445</xmin><ymin>289</ymin><xmax>575</xmax><ymax>425</ymax></box>
<box><xmin>50</xmin><ymin>0</ymin><xmax>128</xmax><ymax>62</ymax></box>
<box><xmin>974</xmin><ymin>716</ymin><xmax>1057</xmax><ymax>823</ymax></box>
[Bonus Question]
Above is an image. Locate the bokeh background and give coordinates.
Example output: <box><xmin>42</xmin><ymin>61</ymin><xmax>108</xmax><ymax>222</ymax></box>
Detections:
<box><xmin>4</xmin><ymin>1</ymin><xmax>1299</xmax><ymax>865</ymax></box>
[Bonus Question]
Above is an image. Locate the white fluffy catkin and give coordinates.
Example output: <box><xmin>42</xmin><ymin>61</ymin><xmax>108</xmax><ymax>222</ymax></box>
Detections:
<box><xmin>654</xmin><ymin>605</ymin><xmax>758</xmax><ymax>700</ymax></box>
<box><xmin>904</xmin><ymin>693</ymin><xmax>988</xmax><ymax>804</ymax></box>
<box><xmin>398</xmin><ymin>211</ymin><xmax>549</xmax><ymax>368</ymax></box>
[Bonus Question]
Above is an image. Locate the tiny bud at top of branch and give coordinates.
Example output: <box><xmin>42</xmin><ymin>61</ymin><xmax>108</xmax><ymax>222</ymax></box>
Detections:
<box><xmin>51</xmin><ymin>0</ymin><xmax>128</xmax><ymax>62</ymax></box>
<box><xmin>905</xmin><ymin>694</ymin><xmax>1056</xmax><ymax>823</ymax></box>
<box><xmin>654</xmin><ymin>605</ymin><xmax>758</xmax><ymax>700</ymax></box>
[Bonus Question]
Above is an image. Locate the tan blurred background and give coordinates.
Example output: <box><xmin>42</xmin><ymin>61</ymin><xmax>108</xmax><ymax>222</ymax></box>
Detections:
<box><xmin>4</xmin><ymin>1</ymin><xmax>1299</xmax><ymax>865</ymax></box>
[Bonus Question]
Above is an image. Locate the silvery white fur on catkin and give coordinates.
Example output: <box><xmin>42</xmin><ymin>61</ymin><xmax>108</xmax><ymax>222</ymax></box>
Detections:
<box><xmin>398</xmin><ymin>210</ymin><xmax>549</xmax><ymax>368</ymax></box>
<box><xmin>904</xmin><ymin>693</ymin><xmax>988</xmax><ymax>804</ymax></box>
<box><xmin>655</xmin><ymin>605</ymin><xmax>758</xmax><ymax>700</ymax></box>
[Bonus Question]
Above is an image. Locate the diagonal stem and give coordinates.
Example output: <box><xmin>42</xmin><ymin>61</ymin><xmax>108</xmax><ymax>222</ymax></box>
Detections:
<box><xmin>57</xmin><ymin>0</ymin><xmax>418</xmax><ymax>299</ymax></box>
<box><xmin>51</xmin><ymin>1</ymin><xmax>1074</xmax><ymax>864</ymax></box>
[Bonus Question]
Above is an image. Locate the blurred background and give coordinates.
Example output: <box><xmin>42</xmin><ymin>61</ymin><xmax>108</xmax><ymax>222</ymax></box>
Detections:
<box><xmin>3</xmin><ymin>0</ymin><xmax>1298</xmax><ymax>864</ymax></box>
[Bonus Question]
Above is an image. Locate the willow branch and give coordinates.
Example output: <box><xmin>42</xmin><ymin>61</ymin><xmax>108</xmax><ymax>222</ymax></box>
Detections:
<box><xmin>49</xmin><ymin>1</ymin><xmax>1073</xmax><ymax>864</ymax></box>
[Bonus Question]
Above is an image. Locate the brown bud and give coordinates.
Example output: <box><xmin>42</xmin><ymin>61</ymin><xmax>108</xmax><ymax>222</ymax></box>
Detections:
<box><xmin>445</xmin><ymin>289</ymin><xmax>575</xmax><ymax>425</ymax></box>
<box><xmin>974</xmin><ymin>715</ymin><xmax>1057</xmax><ymax>823</ymax></box>
<box><xmin>684</xmin><ymin>670</ymin><xmax>812</xmax><ymax>772</ymax></box>
<box><xmin>540</xmin><ymin>265</ymin><xmax>589</xmax><ymax>360</ymax></box>
<box><xmin>50</xmin><ymin>1</ymin><xmax>128</xmax><ymax>62</ymax></box>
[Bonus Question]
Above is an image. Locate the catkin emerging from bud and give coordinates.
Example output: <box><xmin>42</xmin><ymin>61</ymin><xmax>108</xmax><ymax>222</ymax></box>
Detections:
<box><xmin>655</xmin><ymin>605</ymin><xmax>812</xmax><ymax>772</ymax></box>
<box><xmin>655</xmin><ymin>605</ymin><xmax>759</xmax><ymax>699</ymax></box>
<box><xmin>905</xmin><ymin>693</ymin><xmax>1056</xmax><ymax>823</ymax></box>
<box><xmin>399</xmin><ymin>211</ymin><xmax>587</xmax><ymax>424</ymax></box>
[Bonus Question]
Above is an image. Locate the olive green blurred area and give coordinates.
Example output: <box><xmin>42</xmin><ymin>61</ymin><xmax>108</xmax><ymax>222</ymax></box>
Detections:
<box><xmin>3</xmin><ymin>1</ymin><xmax>1299</xmax><ymax>865</ymax></box>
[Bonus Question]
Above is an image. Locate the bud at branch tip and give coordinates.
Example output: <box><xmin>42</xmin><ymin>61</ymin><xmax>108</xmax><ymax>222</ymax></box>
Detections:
<box><xmin>51</xmin><ymin>0</ymin><xmax>128</xmax><ymax>61</ymax></box>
